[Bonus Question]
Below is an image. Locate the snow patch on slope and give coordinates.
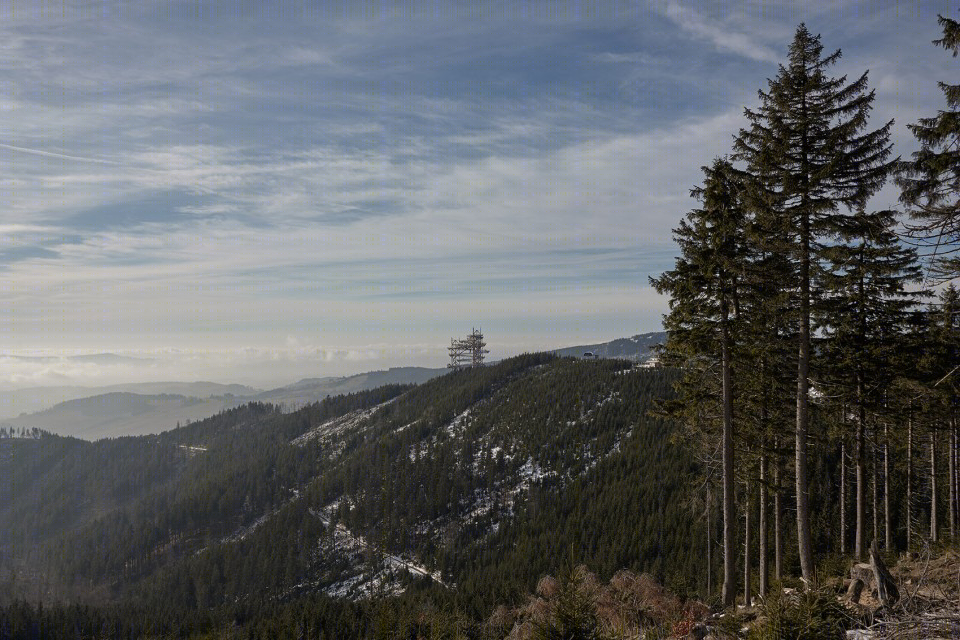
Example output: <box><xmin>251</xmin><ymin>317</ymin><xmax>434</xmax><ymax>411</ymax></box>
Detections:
<box><xmin>444</xmin><ymin>408</ymin><xmax>472</xmax><ymax>437</ymax></box>
<box><xmin>310</xmin><ymin>504</ymin><xmax>450</xmax><ymax>599</ymax></box>
<box><xmin>291</xmin><ymin>398</ymin><xmax>397</xmax><ymax>449</ymax></box>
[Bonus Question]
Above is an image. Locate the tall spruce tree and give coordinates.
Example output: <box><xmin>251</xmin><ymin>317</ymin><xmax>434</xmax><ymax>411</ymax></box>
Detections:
<box><xmin>818</xmin><ymin>209</ymin><xmax>924</xmax><ymax>559</ymax></box>
<box><xmin>737</xmin><ymin>169</ymin><xmax>798</xmax><ymax>597</ymax></box>
<box><xmin>733</xmin><ymin>25</ymin><xmax>894</xmax><ymax>583</ymax></box>
<box><xmin>651</xmin><ymin>158</ymin><xmax>748</xmax><ymax>607</ymax></box>
<box><xmin>896</xmin><ymin>15</ymin><xmax>960</xmax><ymax>281</ymax></box>
<box><xmin>916</xmin><ymin>286</ymin><xmax>960</xmax><ymax>543</ymax></box>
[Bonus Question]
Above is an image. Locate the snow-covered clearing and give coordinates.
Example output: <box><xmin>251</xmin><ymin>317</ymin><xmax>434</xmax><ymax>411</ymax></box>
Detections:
<box><xmin>395</xmin><ymin>419</ymin><xmax>420</xmax><ymax>434</ymax></box>
<box><xmin>311</xmin><ymin>505</ymin><xmax>449</xmax><ymax>590</ymax></box>
<box><xmin>444</xmin><ymin>408</ymin><xmax>472</xmax><ymax>437</ymax></box>
<box><xmin>177</xmin><ymin>444</ymin><xmax>208</xmax><ymax>457</ymax></box>
<box><xmin>292</xmin><ymin>398</ymin><xmax>397</xmax><ymax>448</ymax></box>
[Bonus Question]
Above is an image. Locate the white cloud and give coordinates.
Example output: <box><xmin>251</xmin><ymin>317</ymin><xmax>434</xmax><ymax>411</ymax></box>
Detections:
<box><xmin>0</xmin><ymin>0</ymin><xmax>947</xmax><ymax>380</ymax></box>
<box><xmin>0</xmin><ymin>142</ymin><xmax>120</xmax><ymax>165</ymax></box>
<box><xmin>0</xmin><ymin>103</ymin><xmax>737</xmax><ymax>364</ymax></box>
<box><xmin>663</xmin><ymin>0</ymin><xmax>781</xmax><ymax>63</ymax></box>
<box><xmin>283</xmin><ymin>46</ymin><xmax>336</xmax><ymax>66</ymax></box>
<box><xmin>0</xmin><ymin>280</ymin><xmax>667</xmax><ymax>388</ymax></box>
<box><xmin>590</xmin><ymin>51</ymin><xmax>659</xmax><ymax>65</ymax></box>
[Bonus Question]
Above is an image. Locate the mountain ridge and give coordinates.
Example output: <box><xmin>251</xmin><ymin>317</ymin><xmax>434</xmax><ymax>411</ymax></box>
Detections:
<box><xmin>3</xmin><ymin>392</ymin><xmax>242</xmax><ymax>440</ymax></box>
<box><xmin>3</xmin><ymin>333</ymin><xmax>664</xmax><ymax>440</ymax></box>
<box><xmin>0</xmin><ymin>381</ymin><xmax>261</xmax><ymax>421</ymax></box>
<box><xmin>550</xmin><ymin>331</ymin><xmax>665</xmax><ymax>360</ymax></box>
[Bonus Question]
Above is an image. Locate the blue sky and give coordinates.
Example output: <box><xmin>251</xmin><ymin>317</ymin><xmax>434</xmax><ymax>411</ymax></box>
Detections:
<box><xmin>0</xmin><ymin>0</ymin><xmax>955</xmax><ymax>387</ymax></box>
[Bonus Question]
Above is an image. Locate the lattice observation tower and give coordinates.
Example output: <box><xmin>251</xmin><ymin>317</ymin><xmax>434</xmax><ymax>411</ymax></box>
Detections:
<box><xmin>448</xmin><ymin>328</ymin><xmax>489</xmax><ymax>369</ymax></box>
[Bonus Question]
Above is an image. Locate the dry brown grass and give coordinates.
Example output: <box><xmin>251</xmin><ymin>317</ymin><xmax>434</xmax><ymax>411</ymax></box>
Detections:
<box><xmin>490</xmin><ymin>566</ymin><xmax>708</xmax><ymax>640</ymax></box>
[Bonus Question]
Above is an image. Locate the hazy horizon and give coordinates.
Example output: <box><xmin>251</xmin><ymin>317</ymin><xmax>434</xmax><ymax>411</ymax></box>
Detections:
<box><xmin>0</xmin><ymin>0</ymin><xmax>952</xmax><ymax>390</ymax></box>
<box><xmin>0</xmin><ymin>328</ymin><xmax>667</xmax><ymax>390</ymax></box>
<box><xmin>0</xmin><ymin>344</ymin><xmax>491</xmax><ymax>390</ymax></box>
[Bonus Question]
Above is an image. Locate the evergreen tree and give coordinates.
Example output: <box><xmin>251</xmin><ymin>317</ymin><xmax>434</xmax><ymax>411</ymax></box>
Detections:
<box><xmin>736</xmin><ymin>187</ymin><xmax>798</xmax><ymax>596</ymax></box>
<box><xmin>651</xmin><ymin>158</ymin><xmax>749</xmax><ymax>606</ymax></box>
<box><xmin>914</xmin><ymin>286</ymin><xmax>960</xmax><ymax>544</ymax></box>
<box><xmin>818</xmin><ymin>208</ymin><xmax>924</xmax><ymax>559</ymax></box>
<box><xmin>896</xmin><ymin>15</ymin><xmax>960</xmax><ymax>281</ymax></box>
<box><xmin>733</xmin><ymin>25</ymin><xmax>894</xmax><ymax>583</ymax></box>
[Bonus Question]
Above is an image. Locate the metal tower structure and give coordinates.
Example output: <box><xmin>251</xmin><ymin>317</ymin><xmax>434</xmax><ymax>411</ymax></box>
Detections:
<box><xmin>448</xmin><ymin>328</ymin><xmax>489</xmax><ymax>369</ymax></box>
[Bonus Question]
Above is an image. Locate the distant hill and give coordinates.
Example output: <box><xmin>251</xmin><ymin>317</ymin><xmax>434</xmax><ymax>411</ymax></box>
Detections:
<box><xmin>550</xmin><ymin>331</ymin><xmax>666</xmax><ymax>361</ymax></box>
<box><xmin>2</xmin><ymin>352</ymin><xmax>153</xmax><ymax>365</ymax></box>
<box><xmin>2</xmin><ymin>392</ymin><xmax>245</xmax><ymax>440</ymax></box>
<box><xmin>0</xmin><ymin>381</ymin><xmax>260</xmax><ymax>421</ymax></box>
<box><xmin>1</xmin><ymin>371</ymin><xmax>447</xmax><ymax>440</ymax></box>
<box><xmin>254</xmin><ymin>366</ymin><xmax>447</xmax><ymax>409</ymax></box>
<box><xmin>0</xmin><ymin>335</ymin><xmax>665</xmax><ymax>440</ymax></box>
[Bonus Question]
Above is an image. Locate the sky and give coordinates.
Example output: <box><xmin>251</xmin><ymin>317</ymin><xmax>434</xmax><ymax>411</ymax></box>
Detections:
<box><xmin>0</xmin><ymin>0</ymin><xmax>955</xmax><ymax>388</ymax></box>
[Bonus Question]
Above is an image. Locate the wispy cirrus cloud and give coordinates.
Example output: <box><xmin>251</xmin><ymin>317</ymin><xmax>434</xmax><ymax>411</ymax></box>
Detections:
<box><xmin>0</xmin><ymin>0</ymin><xmax>952</xmax><ymax>382</ymax></box>
<box><xmin>661</xmin><ymin>0</ymin><xmax>781</xmax><ymax>63</ymax></box>
<box><xmin>0</xmin><ymin>143</ymin><xmax>121</xmax><ymax>164</ymax></box>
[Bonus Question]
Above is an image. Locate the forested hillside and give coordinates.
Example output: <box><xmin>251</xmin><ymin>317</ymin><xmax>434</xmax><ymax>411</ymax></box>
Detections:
<box><xmin>0</xmin><ymin>355</ymin><xmax>700</xmax><ymax>638</ymax></box>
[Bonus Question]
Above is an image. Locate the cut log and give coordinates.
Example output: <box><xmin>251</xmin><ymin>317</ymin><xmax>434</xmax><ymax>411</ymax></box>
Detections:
<box><xmin>869</xmin><ymin>539</ymin><xmax>899</xmax><ymax>608</ymax></box>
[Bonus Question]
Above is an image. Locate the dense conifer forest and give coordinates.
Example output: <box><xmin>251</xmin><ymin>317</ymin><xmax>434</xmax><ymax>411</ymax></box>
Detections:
<box><xmin>2</xmin><ymin>355</ymin><xmax>702</xmax><ymax>638</ymax></box>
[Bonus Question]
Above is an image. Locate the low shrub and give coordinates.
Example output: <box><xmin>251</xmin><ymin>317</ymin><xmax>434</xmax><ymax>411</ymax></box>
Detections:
<box><xmin>747</xmin><ymin>588</ymin><xmax>854</xmax><ymax>640</ymax></box>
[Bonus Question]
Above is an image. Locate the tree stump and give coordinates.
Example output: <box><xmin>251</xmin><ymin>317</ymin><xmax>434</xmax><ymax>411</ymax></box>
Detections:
<box><xmin>851</xmin><ymin>563</ymin><xmax>873</xmax><ymax>586</ymax></box>
<box><xmin>869</xmin><ymin>539</ymin><xmax>899</xmax><ymax>608</ymax></box>
<box><xmin>845</xmin><ymin>578</ymin><xmax>865</xmax><ymax>604</ymax></box>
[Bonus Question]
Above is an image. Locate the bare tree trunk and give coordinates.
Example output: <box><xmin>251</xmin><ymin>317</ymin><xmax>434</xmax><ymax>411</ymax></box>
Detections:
<box><xmin>744</xmin><ymin>481</ymin><xmax>752</xmax><ymax>607</ymax></box>
<box><xmin>931</xmin><ymin>429</ymin><xmax>939</xmax><ymax>543</ymax></box>
<box><xmin>721</xmin><ymin>304</ymin><xmax>737</xmax><ymax>607</ymax></box>
<box><xmin>759</xmin><ymin>452</ymin><xmax>769</xmax><ymax>597</ymax></box>
<box><xmin>774</xmin><ymin>450</ymin><xmax>782</xmax><ymax>581</ymax></box>
<box><xmin>856</xmin><ymin>374</ymin><xmax>866</xmax><ymax>561</ymax></box>
<box><xmin>885</xmin><ymin>422</ymin><xmax>892</xmax><ymax>551</ymax></box>
<box><xmin>840</xmin><ymin>438</ymin><xmax>847</xmax><ymax>555</ymax></box>
<box><xmin>955</xmin><ymin>419</ymin><xmax>960</xmax><ymax>540</ymax></box>
<box><xmin>873</xmin><ymin>434</ymin><xmax>880</xmax><ymax>547</ymax></box>
<box><xmin>707</xmin><ymin>483</ymin><xmax>713</xmax><ymax>599</ymax></box>
<box><xmin>950</xmin><ymin>417</ymin><xmax>956</xmax><ymax>539</ymax></box>
<box><xmin>908</xmin><ymin>415</ymin><xmax>913</xmax><ymax>551</ymax></box>
<box><xmin>796</xmin><ymin>219</ymin><xmax>815</xmax><ymax>585</ymax></box>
